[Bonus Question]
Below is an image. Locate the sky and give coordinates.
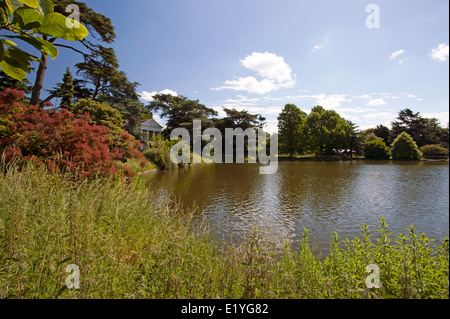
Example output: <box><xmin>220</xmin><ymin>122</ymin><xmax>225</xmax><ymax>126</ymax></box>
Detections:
<box><xmin>40</xmin><ymin>0</ymin><xmax>449</xmax><ymax>133</ymax></box>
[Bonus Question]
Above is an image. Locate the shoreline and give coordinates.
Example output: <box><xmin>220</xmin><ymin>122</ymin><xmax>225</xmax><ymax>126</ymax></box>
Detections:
<box><xmin>139</xmin><ymin>161</ymin><xmax>215</xmax><ymax>176</ymax></box>
<box><xmin>139</xmin><ymin>156</ymin><xmax>449</xmax><ymax>175</ymax></box>
<box><xmin>139</xmin><ymin>157</ymin><xmax>449</xmax><ymax>175</ymax></box>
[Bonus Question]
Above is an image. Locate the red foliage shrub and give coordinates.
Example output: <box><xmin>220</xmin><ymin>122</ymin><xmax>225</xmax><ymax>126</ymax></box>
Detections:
<box><xmin>0</xmin><ymin>89</ymin><xmax>146</xmax><ymax>178</ymax></box>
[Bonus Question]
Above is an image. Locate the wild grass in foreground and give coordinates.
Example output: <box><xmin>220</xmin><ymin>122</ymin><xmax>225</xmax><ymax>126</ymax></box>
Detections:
<box><xmin>0</xmin><ymin>162</ymin><xmax>448</xmax><ymax>299</ymax></box>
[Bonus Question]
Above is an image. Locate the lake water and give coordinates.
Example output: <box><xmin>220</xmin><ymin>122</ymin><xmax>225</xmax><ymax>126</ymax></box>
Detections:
<box><xmin>144</xmin><ymin>161</ymin><xmax>449</xmax><ymax>255</ymax></box>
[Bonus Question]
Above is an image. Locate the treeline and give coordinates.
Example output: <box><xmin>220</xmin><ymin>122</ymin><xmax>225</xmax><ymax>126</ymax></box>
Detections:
<box><xmin>278</xmin><ymin>104</ymin><xmax>449</xmax><ymax>160</ymax></box>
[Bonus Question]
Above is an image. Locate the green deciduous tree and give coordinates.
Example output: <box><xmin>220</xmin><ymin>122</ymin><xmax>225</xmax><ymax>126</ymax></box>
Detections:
<box><xmin>391</xmin><ymin>132</ymin><xmax>422</xmax><ymax>160</ymax></box>
<box><xmin>364</xmin><ymin>138</ymin><xmax>390</xmax><ymax>160</ymax></box>
<box><xmin>306</xmin><ymin>106</ymin><xmax>352</xmax><ymax>156</ymax></box>
<box><xmin>278</xmin><ymin>104</ymin><xmax>307</xmax><ymax>158</ymax></box>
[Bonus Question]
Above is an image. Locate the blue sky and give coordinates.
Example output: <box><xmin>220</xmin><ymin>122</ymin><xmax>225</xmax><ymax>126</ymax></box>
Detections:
<box><xmin>41</xmin><ymin>0</ymin><xmax>449</xmax><ymax>133</ymax></box>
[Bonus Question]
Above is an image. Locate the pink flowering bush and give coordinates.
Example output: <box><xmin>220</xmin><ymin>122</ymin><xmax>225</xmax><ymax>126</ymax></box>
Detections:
<box><xmin>0</xmin><ymin>89</ymin><xmax>146</xmax><ymax>178</ymax></box>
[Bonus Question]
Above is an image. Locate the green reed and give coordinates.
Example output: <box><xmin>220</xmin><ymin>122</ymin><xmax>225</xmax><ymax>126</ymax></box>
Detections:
<box><xmin>0</xmin><ymin>160</ymin><xmax>448</xmax><ymax>299</ymax></box>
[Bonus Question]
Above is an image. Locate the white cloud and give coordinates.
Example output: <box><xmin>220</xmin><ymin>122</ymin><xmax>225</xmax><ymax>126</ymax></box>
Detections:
<box><xmin>216</xmin><ymin>76</ymin><xmax>279</xmax><ymax>94</ymax></box>
<box><xmin>213</xmin><ymin>52</ymin><xmax>295</xmax><ymax>94</ymax></box>
<box><xmin>139</xmin><ymin>89</ymin><xmax>178</xmax><ymax>102</ymax></box>
<box><xmin>390</xmin><ymin>49</ymin><xmax>406</xmax><ymax>60</ymax></box>
<box><xmin>313</xmin><ymin>94</ymin><xmax>352</xmax><ymax>108</ymax></box>
<box><xmin>354</xmin><ymin>94</ymin><xmax>387</xmax><ymax>107</ymax></box>
<box><xmin>367</xmin><ymin>98</ymin><xmax>387</xmax><ymax>107</ymax></box>
<box><xmin>430</xmin><ymin>44</ymin><xmax>449</xmax><ymax>62</ymax></box>
<box><xmin>241</xmin><ymin>52</ymin><xmax>294</xmax><ymax>84</ymax></box>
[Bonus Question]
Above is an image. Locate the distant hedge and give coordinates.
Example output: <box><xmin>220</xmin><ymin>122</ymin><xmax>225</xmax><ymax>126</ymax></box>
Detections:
<box><xmin>420</xmin><ymin>144</ymin><xmax>449</xmax><ymax>159</ymax></box>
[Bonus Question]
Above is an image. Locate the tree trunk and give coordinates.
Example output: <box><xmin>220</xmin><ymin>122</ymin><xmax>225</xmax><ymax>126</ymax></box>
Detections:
<box><xmin>30</xmin><ymin>52</ymin><xmax>49</xmax><ymax>107</ymax></box>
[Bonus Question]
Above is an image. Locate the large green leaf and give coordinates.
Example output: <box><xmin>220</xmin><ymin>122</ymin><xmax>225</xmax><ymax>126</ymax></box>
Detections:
<box><xmin>36</xmin><ymin>12</ymin><xmax>67</xmax><ymax>38</ymax></box>
<box><xmin>3</xmin><ymin>34</ymin><xmax>58</xmax><ymax>59</ymax></box>
<box><xmin>61</xmin><ymin>18</ymin><xmax>89</xmax><ymax>41</ymax></box>
<box><xmin>16</xmin><ymin>0</ymin><xmax>38</xmax><ymax>8</ymax></box>
<box><xmin>37</xmin><ymin>12</ymin><xmax>88</xmax><ymax>41</ymax></box>
<box><xmin>6</xmin><ymin>46</ymin><xmax>39</xmax><ymax>68</ymax></box>
<box><xmin>13</xmin><ymin>7</ymin><xmax>41</xmax><ymax>29</ymax></box>
<box><xmin>0</xmin><ymin>59</ymin><xmax>27</xmax><ymax>81</ymax></box>
<box><xmin>0</xmin><ymin>46</ymin><xmax>36</xmax><ymax>79</ymax></box>
<box><xmin>30</xmin><ymin>34</ymin><xmax>58</xmax><ymax>58</ymax></box>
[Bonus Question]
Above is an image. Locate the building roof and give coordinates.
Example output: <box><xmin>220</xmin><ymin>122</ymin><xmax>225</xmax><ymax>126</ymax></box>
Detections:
<box><xmin>140</xmin><ymin>119</ymin><xmax>164</xmax><ymax>130</ymax></box>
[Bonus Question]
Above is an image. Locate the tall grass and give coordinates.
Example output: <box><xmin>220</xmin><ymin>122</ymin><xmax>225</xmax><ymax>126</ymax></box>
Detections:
<box><xmin>0</xmin><ymin>160</ymin><xmax>448</xmax><ymax>299</ymax></box>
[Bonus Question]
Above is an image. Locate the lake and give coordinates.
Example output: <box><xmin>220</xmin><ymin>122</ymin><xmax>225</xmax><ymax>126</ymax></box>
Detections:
<box><xmin>144</xmin><ymin>160</ymin><xmax>449</xmax><ymax>255</ymax></box>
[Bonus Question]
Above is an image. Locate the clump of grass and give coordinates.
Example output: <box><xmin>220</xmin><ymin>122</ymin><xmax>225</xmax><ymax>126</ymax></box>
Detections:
<box><xmin>0</xmin><ymin>159</ymin><xmax>448</xmax><ymax>299</ymax></box>
<box><xmin>116</xmin><ymin>158</ymin><xmax>157</xmax><ymax>174</ymax></box>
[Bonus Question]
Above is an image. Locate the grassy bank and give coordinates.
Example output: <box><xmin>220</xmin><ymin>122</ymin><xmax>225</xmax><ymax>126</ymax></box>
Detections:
<box><xmin>0</xmin><ymin>162</ymin><xmax>448</xmax><ymax>299</ymax></box>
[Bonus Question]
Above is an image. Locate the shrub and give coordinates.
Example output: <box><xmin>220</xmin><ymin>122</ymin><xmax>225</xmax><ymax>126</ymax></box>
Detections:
<box><xmin>144</xmin><ymin>148</ymin><xmax>167</xmax><ymax>170</ymax></box>
<box><xmin>69</xmin><ymin>99</ymin><xmax>124</xmax><ymax>137</ymax></box>
<box><xmin>0</xmin><ymin>89</ymin><xmax>146</xmax><ymax>178</ymax></box>
<box><xmin>364</xmin><ymin>138</ymin><xmax>390</xmax><ymax>160</ymax></box>
<box><xmin>391</xmin><ymin>132</ymin><xmax>422</xmax><ymax>160</ymax></box>
<box><xmin>144</xmin><ymin>135</ymin><xmax>183</xmax><ymax>170</ymax></box>
<box><xmin>420</xmin><ymin>144</ymin><xmax>449</xmax><ymax>159</ymax></box>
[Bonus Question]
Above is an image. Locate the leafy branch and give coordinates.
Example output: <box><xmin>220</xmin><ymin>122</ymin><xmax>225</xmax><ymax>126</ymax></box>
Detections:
<box><xmin>0</xmin><ymin>0</ymin><xmax>88</xmax><ymax>81</ymax></box>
